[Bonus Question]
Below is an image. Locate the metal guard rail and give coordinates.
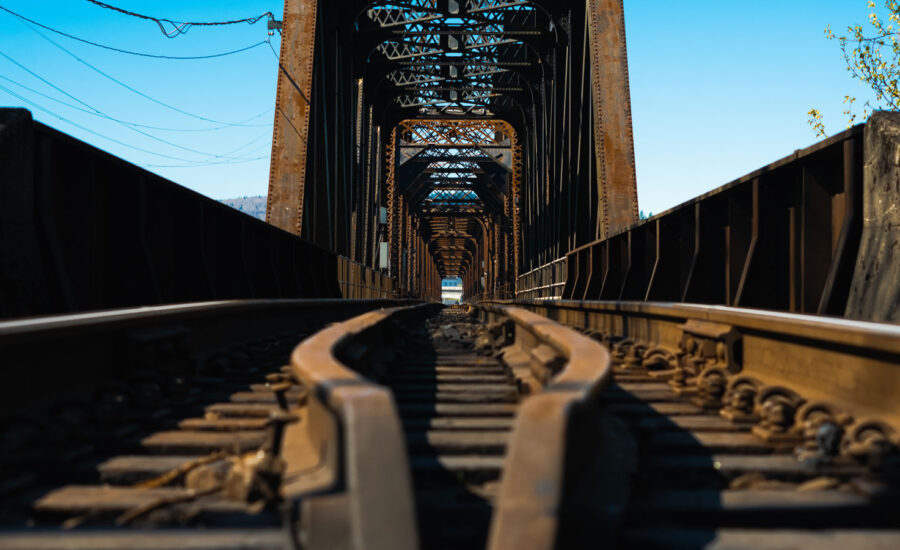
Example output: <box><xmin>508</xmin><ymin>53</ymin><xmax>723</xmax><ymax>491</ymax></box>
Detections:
<box><xmin>287</xmin><ymin>303</ymin><xmax>434</xmax><ymax>550</ymax></box>
<box><xmin>479</xmin><ymin>304</ymin><xmax>612</xmax><ymax>550</ymax></box>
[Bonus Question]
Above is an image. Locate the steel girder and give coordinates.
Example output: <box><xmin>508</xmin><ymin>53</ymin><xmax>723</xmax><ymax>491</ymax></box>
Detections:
<box><xmin>266</xmin><ymin>0</ymin><xmax>641</xmax><ymax>300</ymax></box>
<box><xmin>386</xmin><ymin>119</ymin><xmax>520</xmax><ymax>293</ymax></box>
<box><xmin>267</xmin><ymin>0</ymin><xmax>318</xmax><ymax>234</ymax></box>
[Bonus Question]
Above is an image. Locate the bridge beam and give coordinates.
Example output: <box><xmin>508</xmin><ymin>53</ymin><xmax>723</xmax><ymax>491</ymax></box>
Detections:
<box><xmin>266</xmin><ymin>0</ymin><xmax>318</xmax><ymax>235</ymax></box>
<box><xmin>588</xmin><ymin>0</ymin><xmax>639</xmax><ymax>238</ymax></box>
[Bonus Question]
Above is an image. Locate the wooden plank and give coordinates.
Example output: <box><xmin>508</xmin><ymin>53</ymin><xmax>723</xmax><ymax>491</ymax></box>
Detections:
<box><xmin>97</xmin><ymin>456</ymin><xmax>203</xmax><ymax>484</ymax></box>
<box><xmin>390</xmin><ymin>383</ymin><xmax>517</xmax><ymax>393</ymax></box>
<box><xmin>615</xmin><ymin>382</ymin><xmax>674</xmax><ymax>392</ymax></box>
<box><xmin>634</xmin><ymin>415</ymin><xmax>743</xmax><ymax>432</ymax></box>
<box><xmin>387</xmin><ymin>373</ymin><xmax>508</xmax><ymax>383</ymax></box>
<box><xmin>402</xmin><ymin>417</ymin><xmax>516</xmax><ymax>431</ymax></box>
<box><xmin>205</xmin><ymin>403</ymin><xmax>280</xmax><ymax>418</ymax></box>
<box><xmin>648</xmin><ymin>432</ymin><xmax>773</xmax><ymax>454</ymax></box>
<box><xmin>644</xmin><ymin>454</ymin><xmax>867</xmax><ymax>477</ymax></box>
<box><xmin>410</xmin><ymin>455</ymin><xmax>505</xmax><ymax>473</ymax></box>
<box><xmin>605</xmin><ymin>402</ymin><xmax>701</xmax><ymax>416</ymax></box>
<box><xmin>35</xmin><ymin>486</ymin><xmax>191</xmax><ymax>513</ymax></box>
<box><xmin>0</xmin><ymin>529</ymin><xmax>285</xmax><ymax>550</ymax></box>
<box><xmin>177</xmin><ymin>418</ymin><xmax>270</xmax><ymax>431</ymax></box>
<box><xmin>601</xmin><ymin>388</ymin><xmax>684</xmax><ymax>402</ymax></box>
<box><xmin>406</xmin><ymin>431</ymin><xmax>509</xmax><ymax>454</ymax></box>
<box><xmin>398</xmin><ymin>403</ymin><xmax>518</xmax><ymax>417</ymax></box>
<box><xmin>393</xmin><ymin>392</ymin><xmax>518</xmax><ymax>404</ymax></box>
<box><xmin>393</xmin><ymin>366</ymin><xmax>506</xmax><ymax>375</ymax></box>
<box><xmin>141</xmin><ymin>431</ymin><xmax>265</xmax><ymax>454</ymax></box>
<box><xmin>631</xmin><ymin>490</ymin><xmax>878</xmax><ymax>524</ymax></box>
<box><xmin>228</xmin><ymin>391</ymin><xmax>302</xmax><ymax>404</ymax></box>
<box><xmin>622</xmin><ymin>529</ymin><xmax>900</xmax><ymax>550</ymax></box>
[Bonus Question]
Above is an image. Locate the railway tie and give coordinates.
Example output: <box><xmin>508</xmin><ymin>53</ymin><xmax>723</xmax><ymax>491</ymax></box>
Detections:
<box><xmin>386</xmin><ymin>310</ymin><xmax>519</xmax><ymax>550</ymax></box>
<box><xmin>2</xmin><ymin>302</ymin><xmax>900</xmax><ymax>550</ymax></box>
<box><xmin>586</xmin><ymin>329</ymin><xmax>900</xmax><ymax>550</ymax></box>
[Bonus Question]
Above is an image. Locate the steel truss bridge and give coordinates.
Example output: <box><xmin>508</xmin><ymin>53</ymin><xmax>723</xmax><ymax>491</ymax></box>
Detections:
<box><xmin>2</xmin><ymin>1</ymin><xmax>900</xmax><ymax>549</ymax></box>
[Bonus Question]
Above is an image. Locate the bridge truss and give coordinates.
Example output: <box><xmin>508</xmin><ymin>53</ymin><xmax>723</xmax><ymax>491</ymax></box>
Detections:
<box><xmin>267</xmin><ymin>0</ymin><xmax>638</xmax><ymax>299</ymax></box>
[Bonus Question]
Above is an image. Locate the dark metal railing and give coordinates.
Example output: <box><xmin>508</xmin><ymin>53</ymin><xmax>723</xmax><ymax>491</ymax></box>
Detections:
<box><xmin>560</xmin><ymin>125</ymin><xmax>865</xmax><ymax>317</ymax></box>
<box><xmin>0</xmin><ymin>109</ymin><xmax>391</xmax><ymax>319</ymax></box>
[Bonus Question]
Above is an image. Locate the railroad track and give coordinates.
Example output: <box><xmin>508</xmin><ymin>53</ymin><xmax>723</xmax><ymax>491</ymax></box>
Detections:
<box><xmin>385</xmin><ymin>311</ymin><xmax>518</xmax><ymax>550</ymax></box>
<box><xmin>0</xmin><ymin>300</ymin><xmax>403</xmax><ymax>549</ymax></box>
<box><xmin>602</xmin><ymin>354</ymin><xmax>900</xmax><ymax>548</ymax></box>
<box><xmin>0</xmin><ymin>300</ymin><xmax>899</xmax><ymax>549</ymax></box>
<box><xmin>6</xmin><ymin>335</ymin><xmax>302</xmax><ymax>531</ymax></box>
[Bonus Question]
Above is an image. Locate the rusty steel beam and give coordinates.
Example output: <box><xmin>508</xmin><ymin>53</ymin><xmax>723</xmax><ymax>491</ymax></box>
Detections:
<box><xmin>587</xmin><ymin>0</ymin><xmax>639</xmax><ymax>239</ymax></box>
<box><xmin>266</xmin><ymin>0</ymin><xmax>319</xmax><ymax>234</ymax></box>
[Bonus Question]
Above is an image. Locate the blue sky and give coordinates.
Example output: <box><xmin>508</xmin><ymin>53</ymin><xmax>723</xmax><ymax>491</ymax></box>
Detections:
<box><xmin>0</xmin><ymin>1</ymin><xmax>885</xmax><ymax>215</ymax></box>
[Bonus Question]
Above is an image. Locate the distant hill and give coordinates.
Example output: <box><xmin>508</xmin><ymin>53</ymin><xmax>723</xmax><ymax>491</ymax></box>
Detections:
<box><xmin>220</xmin><ymin>195</ymin><xmax>266</xmax><ymax>221</ymax></box>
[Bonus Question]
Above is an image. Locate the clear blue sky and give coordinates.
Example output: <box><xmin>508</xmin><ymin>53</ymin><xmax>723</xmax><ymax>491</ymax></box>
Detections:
<box><xmin>0</xmin><ymin>0</ymin><xmax>885</xmax><ymax>215</ymax></box>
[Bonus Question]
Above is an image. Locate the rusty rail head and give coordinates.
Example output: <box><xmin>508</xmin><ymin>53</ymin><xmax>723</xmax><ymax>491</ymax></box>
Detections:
<box><xmin>288</xmin><ymin>304</ymin><xmax>434</xmax><ymax>550</ymax></box>
<box><xmin>478</xmin><ymin>304</ymin><xmax>612</xmax><ymax>550</ymax></box>
<box><xmin>510</xmin><ymin>298</ymin><xmax>900</xmax><ymax>474</ymax></box>
<box><xmin>488</xmin><ymin>305</ymin><xmax>613</xmax><ymax>395</ymax></box>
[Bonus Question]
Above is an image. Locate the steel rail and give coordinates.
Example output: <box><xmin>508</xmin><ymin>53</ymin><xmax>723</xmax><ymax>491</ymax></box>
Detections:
<box><xmin>478</xmin><ymin>304</ymin><xmax>612</xmax><ymax>550</ymax></box>
<box><xmin>285</xmin><ymin>303</ymin><xmax>436</xmax><ymax>550</ymax></box>
<box><xmin>500</xmin><ymin>299</ymin><xmax>900</xmax><ymax>460</ymax></box>
<box><xmin>0</xmin><ymin>299</ymin><xmax>412</xmax><ymax>418</ymax></box>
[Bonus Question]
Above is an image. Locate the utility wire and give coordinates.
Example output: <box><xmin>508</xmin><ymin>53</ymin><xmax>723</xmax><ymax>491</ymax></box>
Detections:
<box><xmin>84</xmin><ymin>0</ymin><xmax>273</xmax><ymax>38</ymax></box>
<box><xmin>0</xmin><ymin>84</ymin><xmax>274</xmax><ymax>168</ymax></box>
<box><xmin>265</xmin><ymin>34</ymin><xmax>309</xmax><ymax>145</ymax></box>
<box><xmin>0</xmin><ymin>6</ymin><xmax>268</xmax><ymax>60</ymax></box>
<box><xmin>268</xmin><ymin>29</ymin><xmax>311</xmax><ymax>107</ymax></box>
<box><xmin>143</xmin><ymin>151</ymin><xmax>270</xmax><ymax>169</ymax></box>
<box><xmin>0</xmin><ymin>51</ymin><xmax>268</xmax><ymax>161</ymax></box>
<box><xmin>217</xmin><ymin>127</ymin><xmax>272</xmax><ymax>158</ymax></box>
<box><xmin>0</xmin><ymin>83</ymin><xmax>218</xmax><ymax>163</ymax></box>
<box><xmin>143</xmin><ymin>156</ymin><xmax>268</xmax><ymax>169</ymax></box>
<box><xmin>143</xmin><ymin>130</ymin><xmax>275</xmax><ymax>168</ymax></box>
<box><xmin>18</xmin><ymin>20</ymin><xmax>273</xmax><ymax>128</ymax></box>
<box><xmin>0</xmin><ymin>73</ymin><xmax>272</xmax><ymax>133</ymax></box>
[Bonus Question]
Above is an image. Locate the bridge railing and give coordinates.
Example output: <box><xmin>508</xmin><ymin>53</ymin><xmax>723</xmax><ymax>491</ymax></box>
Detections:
<box><xmin>560</xmin><ymin>122</ymin><xmax>869</xmax><ymax>318</ymax></box>
<box><xmin>516</xmin><ymin>257</ymin><xmax>567</xmax><ymax>301</ymax></box>
<box><xmin>0</xmin><ymin>108</ymin><xmax>393</xmax><ymax>319</ymax></box>
<box><xmin>337</xmin><ymin>256</ymin><xmax>394</xmax><ymax>299</ymax></box>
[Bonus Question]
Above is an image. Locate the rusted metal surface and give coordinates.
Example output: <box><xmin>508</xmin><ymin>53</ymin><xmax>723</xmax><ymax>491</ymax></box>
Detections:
<box><xmin>288</xmin><ymin>304</ymin><xmax>436</xmax><ymax>550</ymax></box>
<box><xmin>0</xmin><ymin>530</ymin><xmax>285</xmax><ymax>550</ymax></box>
<box><xmin>846</xmin><ymin>112</ymin><xmax>900</xmax><ymax>322</ymax></box>
<box><xmin>506</xmin><ymin>299</ymin><xmax>900</xmax><ymax>470</ymax></box>
<box><xmin>0</xmin><ymin>299</ymin><xmax>419</xmax><ymax>549</ymax></box>
<box><xmin>5</xmin><ymin>298</ymin><xmax>900</xmax><ymax>548</ymax></box>
<box><xmin>386</xmin><ymin>127</ymin><xmax>399</xmax><ymax>280</ymax></box>
<box><xmin>266</xmin><ymin>0</ymin><xmax>318</xmax><ymax>235</ymax></box>
<box><xmin>587</xmin><ymin>0</ymin><xmax>640</xmax><ymax>239</ymax></box>
<box><xmin>497</xmin><ymin>298</ymin><xmax>900</xmax><ymax>547</ymax></box>
<box><xmin>391</xmin><ymin>119</ymin><xmax>521</xmax><ymax>299</ymax></box>
<box><xmin>0</xmin><ymin>299</ymin><xmax>406</xmax><ymax>427</ymax></box>
<box><xmin>478</xmin><ymin>304</ymin><xmax>612</xmax><ymax>550</ymax></box>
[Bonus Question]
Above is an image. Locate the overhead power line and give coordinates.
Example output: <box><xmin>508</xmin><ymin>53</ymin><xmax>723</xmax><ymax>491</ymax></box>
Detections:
<box><xmin>0</xmin><ymin>73</ymin><xmax>272</xmax><ymax>133</ymax></box>
<box><xmin>0</xmin><ymin>6</ymin><xmax>268</xmax><ymax>60</ymax></box>
<box><xmin>0</xmin><ymin>83</ymin><xmax>212</xmax><ymax>163</ymax></box>
<box><xmin>84</xmin><ymin>0</ymin><xmax>274</xmax><ymax>38</ymax></box>
<box><xmin>0</xmin><ymin>51</ymin><xmax>264</xmax><ymax>161</ymax></box>
<box><xmin>0</xmin><ymin>83</ymin><xmax>273</xmax><ymax>168</ymax></box>
<box><xmin>143</xmin><ymin>152</ymin><xmax>270</xmax><ymax>169</ymax></box>
<box><xmin>17</xmin><ymin>20</ymin><xmax>272</xmax><ymax>128</ymax></box>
